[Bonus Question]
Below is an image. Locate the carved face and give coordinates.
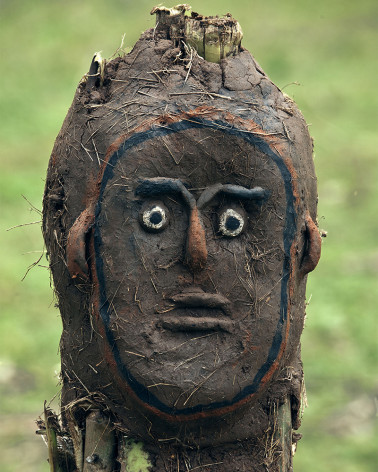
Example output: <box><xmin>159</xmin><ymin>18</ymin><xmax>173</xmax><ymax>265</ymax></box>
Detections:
<box><xmin>85</xmin><ymin>119</ymin><xmax>305</xmax><ymax>422</ymax></box>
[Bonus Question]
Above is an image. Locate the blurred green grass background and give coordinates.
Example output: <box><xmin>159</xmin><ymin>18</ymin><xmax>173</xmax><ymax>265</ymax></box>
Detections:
<box><xmin>0</xmin><ymin>0</ymin><xmax>377</xmax><ymax>470</ymax></box>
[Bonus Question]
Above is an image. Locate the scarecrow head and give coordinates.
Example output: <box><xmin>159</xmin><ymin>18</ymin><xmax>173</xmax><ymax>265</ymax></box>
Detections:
<box><xmin>44</xmin><ymin>22</ymin><xmax>320</xmax><ymax>445</ymax></box>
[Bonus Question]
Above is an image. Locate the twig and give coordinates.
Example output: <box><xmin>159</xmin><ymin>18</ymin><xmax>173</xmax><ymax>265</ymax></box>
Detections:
<box><xmin>189</xmin><ymin>462</ymin><xmax>224</xmax><ymax>470</ymax></box>
<box><xmin>6</xmin><ymin>221</ymin><xmax>41</xmax><ymax>231</ymax></box>
<box><xmin>22</xmin><ymin>194</ymin><xmax>42</xmax><ymax>215</ymax></box>
<box><xmin>183</xmin><ymin>370</ymin><xmax>217</xmax><ymax>406</ymax></box>
<box><xmin>162</xmin><ymin>137</ymin><xmax>182</xmax><ymax>165</ymax></box>
<box><xmin>137</xmin><ymin>90</ymin><xmax>160</xmax><ymax>99</ymax></box>
<box><xmin>169</xmin><ymin>91</ymin><xmax>232</xmax><ymax>100</ymax></box>
<box><xmin>21</xmin><ymin>248</ymin><xmax>45</xmax><ymax>281</ymax></box>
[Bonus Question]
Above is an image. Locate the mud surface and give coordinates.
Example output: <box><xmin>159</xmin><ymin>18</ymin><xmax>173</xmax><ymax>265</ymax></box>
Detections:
<box><xmin>43</xmin><ymin>24</ymin><xmax>318</xmax><ymax>471</ymax></box>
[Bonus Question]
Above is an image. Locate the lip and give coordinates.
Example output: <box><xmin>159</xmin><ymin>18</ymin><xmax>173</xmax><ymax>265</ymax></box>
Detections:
<box><xmin>158</xmin><ymin>288</ymin><xmax>233</xmax><ymax>332</ymax></box>
<box><xmin>161</xmin><ymin>315</ymin><xmax>233</xmax><ymax>333</ymax></box>
<box><xmin>170</xmin><ymin>288</ymin><xmax>232</xmax><ymax>316</ymax></box>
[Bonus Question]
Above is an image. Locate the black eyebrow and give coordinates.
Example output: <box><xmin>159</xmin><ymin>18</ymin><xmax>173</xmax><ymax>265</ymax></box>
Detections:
<box><xmin>197</xmin><ymin>184</ymin><xmax>269</xmax><ymax>209</ymax></box>
<box><xmin>135</xmin><ymin>178</ymin><xmax>196</xmax><ymax>209</ymax></box>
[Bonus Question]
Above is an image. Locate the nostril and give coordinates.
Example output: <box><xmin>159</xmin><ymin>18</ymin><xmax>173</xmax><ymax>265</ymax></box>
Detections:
<box><xmin>186</xmin><ymin>208</ymin><xmax>208</xmax><ymax>272</ymax></box>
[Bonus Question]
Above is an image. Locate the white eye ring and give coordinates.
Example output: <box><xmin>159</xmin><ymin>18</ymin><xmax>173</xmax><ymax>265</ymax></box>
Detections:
<box><xmin>219</xmin><ymin>209</ymin><xmax>245</xmax><ymax>237</ymax></box>
<box><xmin>141</xmin><ymin>205</ymin><xmax>167</xmax><ymax>231</ymax></box>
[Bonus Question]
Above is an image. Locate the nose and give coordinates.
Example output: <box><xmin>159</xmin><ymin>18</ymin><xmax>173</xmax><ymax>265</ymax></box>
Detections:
<box><xmin>185</xmin><ymin>207</ymin><xmax>208</xmax><ymax>272</ymax></box>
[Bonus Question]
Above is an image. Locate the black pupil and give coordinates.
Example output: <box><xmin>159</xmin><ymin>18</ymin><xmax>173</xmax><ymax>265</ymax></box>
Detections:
<box><xmin>150</xmin><ymin>211</ymin><xmax>163</xmax><ymax>225</ymax></box>
<box><xmin>225</xmin><ymin>215</ymin><xmax>241</xmax><ymax>231</ymax></box>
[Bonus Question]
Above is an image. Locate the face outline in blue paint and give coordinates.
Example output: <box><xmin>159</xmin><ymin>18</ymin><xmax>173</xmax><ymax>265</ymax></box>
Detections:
<box><xmin>92</xmin><ymin>120</ymin><xmax>297</xmax><ymax>417</ymax></box>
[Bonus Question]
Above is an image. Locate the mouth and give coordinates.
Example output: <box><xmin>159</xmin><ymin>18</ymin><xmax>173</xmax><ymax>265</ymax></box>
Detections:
<box><xmin>160</xmin><ymin>314</ymin><xmax>233</xmax><ymax>332</ymax></box>
<box><xmin>170</xmin><ymin>289</ymin><xmax>232</xmax><ymax>316</ymax></box>
<box><xmin>158</xmin><ymin>288</ymin><xmax>233</xmax><ymax>333</ymax></box>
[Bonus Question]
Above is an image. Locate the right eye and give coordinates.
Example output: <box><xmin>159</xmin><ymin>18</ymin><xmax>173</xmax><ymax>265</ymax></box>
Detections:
<box><xmin>139</xmin><ymin>203</ymin><xmax>169</xmax><ymax>232</ymax></box>
<box><xmin>218</xmin><ymin>208</ymin><xmax>245</xmax><ymax>237</ymax></box>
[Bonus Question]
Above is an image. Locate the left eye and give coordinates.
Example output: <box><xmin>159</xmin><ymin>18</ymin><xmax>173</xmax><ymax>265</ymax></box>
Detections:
<box><xmin>140</xmin><ymin>204</ymin><xmax>168</xmax><ymax>232</ymax></box>
<box><xmin>219</xmin><ymin>209</ymin><xmax>245</xmax><ymax>237</ymax></box>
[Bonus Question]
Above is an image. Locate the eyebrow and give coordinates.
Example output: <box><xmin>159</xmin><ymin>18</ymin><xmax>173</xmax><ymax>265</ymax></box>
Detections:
<box><xmin>135</xmin><ymin>177</ymin><xmax>196</xmax><ymax>209</ymax></box>
<box><xmin>196</xmin><ymin>183</ymin><xmax>268</xmax><ymax>209</ymax></box>
<box><xmin>135</xmin><ymin>178</ymin><xmax>268</xmax><ymax>209</ymax></box>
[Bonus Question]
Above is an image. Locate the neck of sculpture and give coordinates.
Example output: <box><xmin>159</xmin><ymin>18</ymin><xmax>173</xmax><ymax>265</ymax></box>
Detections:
<box><xmin>126</xmin><ymin>399</ymin><xmax>293</xmax><ymax>472</ymax></box>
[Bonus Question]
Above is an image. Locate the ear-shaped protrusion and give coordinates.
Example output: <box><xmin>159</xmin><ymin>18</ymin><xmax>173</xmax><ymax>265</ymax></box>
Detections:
<box><xmin>300</xmin><ymin>211</ymin><xmax>321</xmax><ymax>276</ymax></box>
<box><xmin>66</xmin><ymin>207</ymin><xmax>95</xmax><ymax>281</ymax></box>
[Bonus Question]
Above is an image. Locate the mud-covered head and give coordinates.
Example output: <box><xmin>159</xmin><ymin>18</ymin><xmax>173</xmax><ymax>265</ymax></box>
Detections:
<box><xmin>43</xmin><ymin>12</ymin><xmax>320</xmax><ymax>442</ymax></box>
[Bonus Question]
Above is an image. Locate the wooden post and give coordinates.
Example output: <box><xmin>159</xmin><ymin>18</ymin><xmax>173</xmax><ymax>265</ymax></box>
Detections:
<box><xmin>185</xmin><ymin>15</ymin><xmax>242</xmax><ymax>63</ymax></box>
<box><xmin>44</xmin><ymin>406</ymin><xmax>75</xmax><ymax>472</ymax></box>
<box><xmin>276</xmin><ymin>397</ymin><xmax>293</xmax><ymax>472</ymax></box>
<box><xmin>82</xmin><ymin>410</ymin><xmax>117</xmax><ymax>472</ymax></box>
<box><xmin>151</xmin><ymin>5</ymin><xmax>243</xmax><ymax>63</ymax></box>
